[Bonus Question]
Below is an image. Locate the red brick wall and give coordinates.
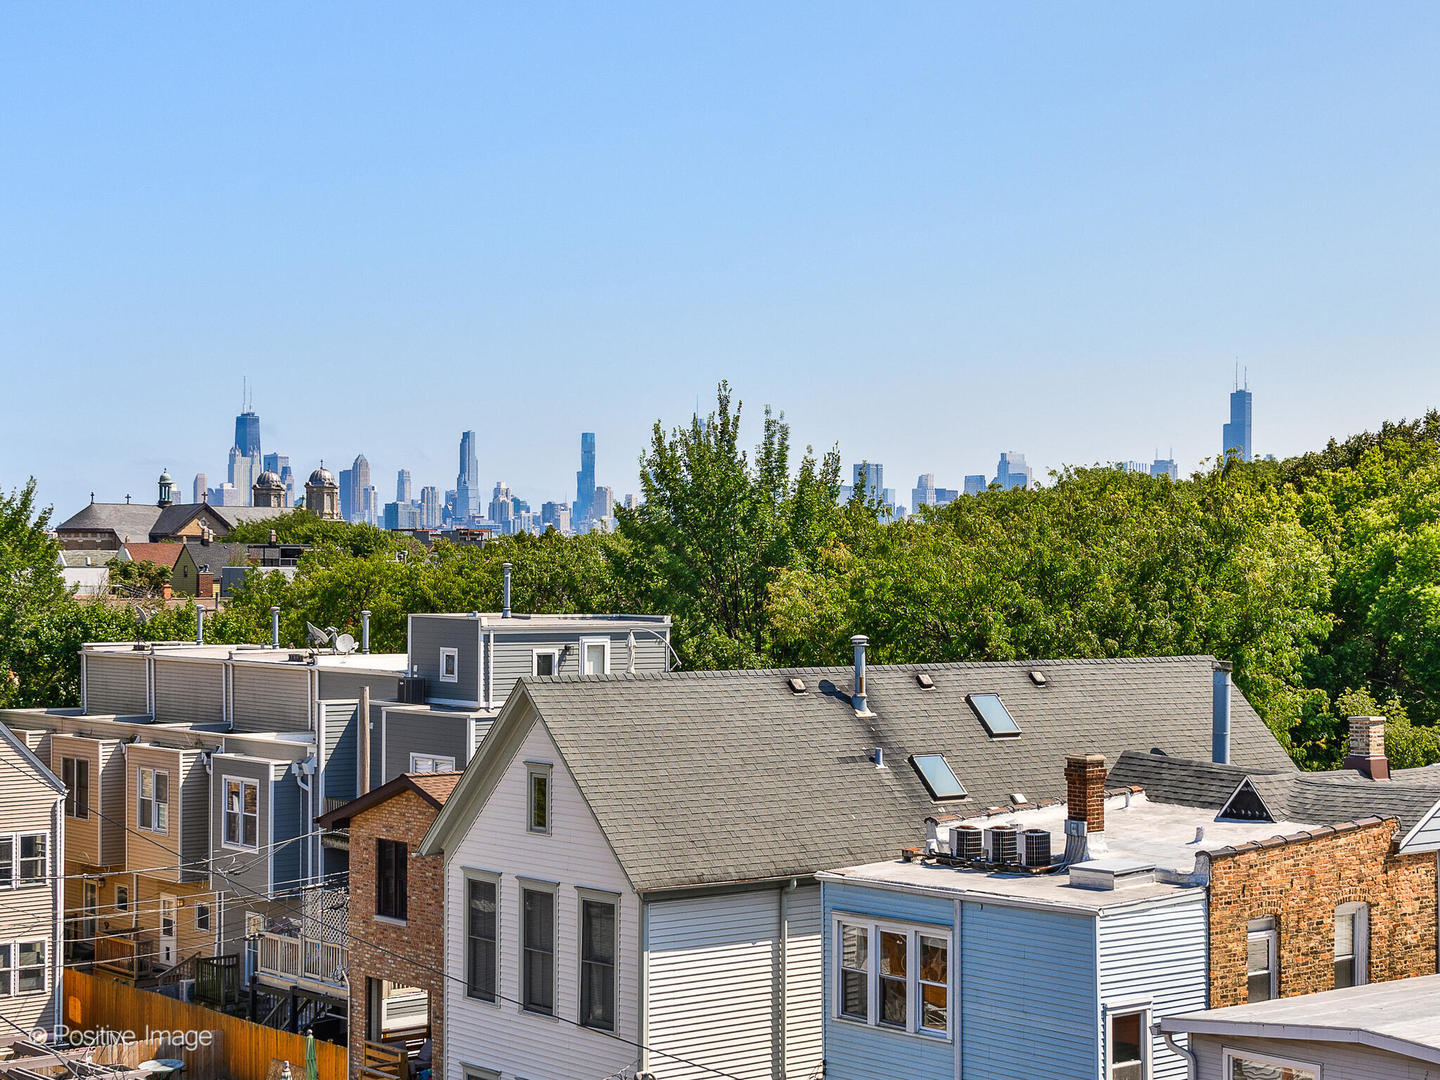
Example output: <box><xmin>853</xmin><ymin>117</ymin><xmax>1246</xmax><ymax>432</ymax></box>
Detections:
<box><xmin>346</xmin><ymin>790</ymin><xmax>447</xmax><ymax>1076</ymax></box>
<box><xmin>1206</xmin><ymin>818</ymin><xmax>1437</xmax><ymax>1007</ymax></box>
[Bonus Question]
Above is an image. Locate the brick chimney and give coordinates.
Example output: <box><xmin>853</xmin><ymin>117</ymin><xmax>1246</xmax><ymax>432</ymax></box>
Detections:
<box><xmin>1344</xmin><ymin>716</ymin><xmax>1389</xmax><ymax>780</ymax></box>
<box><xmin>1064</xmin><ymin>754</ymin><xmax>1108</xmax><ymax>860</ymax></box>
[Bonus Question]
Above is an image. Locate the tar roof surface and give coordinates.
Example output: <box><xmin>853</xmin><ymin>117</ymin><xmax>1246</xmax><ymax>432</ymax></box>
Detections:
<box><xmin>519</xmin><ymin>655</ymin><xmax>1297</xmax><ymax>892</ymax></box>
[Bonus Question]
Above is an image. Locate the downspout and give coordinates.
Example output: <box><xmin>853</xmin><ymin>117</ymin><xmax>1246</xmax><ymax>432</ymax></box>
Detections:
<box><xmin>1161</xmin><ymin>1030</ymin><xmax>1197</xmax><ymax>1080</ymax></box>
<box><xmin>292</xmin><ymin>759</ymin><xmax>315</xmax><ymax>884</ymax></box>
<box><xmin>777</xmin><ymin>878</ymin><xmax>797</xmax><ymax>1080</ymax></box>
<box><xmin>954</xmin><ymin>897</ymin><xmax>963</xmax><ymax>1080</ymax></box>
<box><xmin>51</xmin><ymin>794</ymin><xmax>64</xmax><ymax>1031</ymax></box>
<box><xmin>358</xmin><ymin>687</ymin><xmax>371</xmax><ymax>794</ymax></box>
<box><xmin>80</xmin><ymin>652</ymin><xmax>88</xmax><ymax>714</ymax></box>
<box><xmin>203</xmin><ymin>753</ymin><xmax>219</xmax><ymax>957</ymax></box>
<box><xmin>486</xmin><ymin>628</ymin><xmax>494</xmax><ymax>711</ymax></box>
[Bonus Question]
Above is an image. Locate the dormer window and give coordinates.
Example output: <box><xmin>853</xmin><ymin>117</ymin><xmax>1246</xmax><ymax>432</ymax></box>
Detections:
<box><xmin>967</xmin><ymin>693</ymin><xmax>1020</xmax><ymax>737</ymax></box>
<box><xmin>439</xmin><ymin>647</ymin><xmax>459</xmax><ymax>684</ymax></box>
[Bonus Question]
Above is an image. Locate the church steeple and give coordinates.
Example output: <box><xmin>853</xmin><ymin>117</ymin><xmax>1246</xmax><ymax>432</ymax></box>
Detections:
<box><xmin>157</xmin><ymin>469</ymin><xmax>175</xmax><ymax>508</ymax></box>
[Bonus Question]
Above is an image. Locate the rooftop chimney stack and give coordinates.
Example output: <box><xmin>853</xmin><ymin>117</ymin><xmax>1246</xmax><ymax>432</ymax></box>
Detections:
<box><xmin>1344</xmin><ymin>716</ymin><xmax>1389</xmax><ymax>780</ymax></box>
<box><xmin>271</xmin><ymin>606</ymin><xmax>281</xmax><ymax>649</ymax></box>
<box><xmin>1064</xmin><ymin>753</ymin><xmax>1108</xmax><ymax>861</ymax></box>
<box><xmin>851</xmin><ymin>634</ymin><xmax>871</xmax><ymax>715</ymax></box>
<box><xmin>1212</xmin><ymin>660</ymin><xmax>1233</xmax><ymax>765</ymax></box>
<box><xmin>360</xmin><ymin>609</ymin><xmax>371</xmax><ymax>654</ymax></box>
<box><xmin>502</xmin><ymin>562</ymin><xmax>512</xmax><ymax>618</ymax></box>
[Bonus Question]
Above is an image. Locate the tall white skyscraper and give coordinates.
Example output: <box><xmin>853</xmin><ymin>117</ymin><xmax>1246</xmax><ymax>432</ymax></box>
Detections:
<box><xmin>396</xmin><ymin>468</ymin><xmax>412</xmax><ymax>504</ymax></box>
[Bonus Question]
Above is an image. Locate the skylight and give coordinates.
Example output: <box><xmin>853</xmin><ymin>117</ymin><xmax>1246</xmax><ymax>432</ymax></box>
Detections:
<box><xmin>910</xmin><ymin>754</ymin><xmax>967</xmax><ymax>800</ymax></box>
<box><xmin>967</xmin><ymin>693</ymin><xmax>1021</xmax><ymax>737</ymax></box>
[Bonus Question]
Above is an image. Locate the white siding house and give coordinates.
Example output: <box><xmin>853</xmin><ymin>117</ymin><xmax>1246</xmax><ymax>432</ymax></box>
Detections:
<box><xmin>0</xmin><ymin>722</ymin><xmax>66</xmax><ymax>1035</ymax></box>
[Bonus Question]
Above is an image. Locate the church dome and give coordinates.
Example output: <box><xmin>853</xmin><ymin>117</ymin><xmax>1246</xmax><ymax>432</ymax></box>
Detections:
<box><xmin>308</xmin><ymin>466</ymin><xmax>336</xmax><ymax>487</ymax></box>
<box><xmin>255</xmin><ymin>470</ymin><xmax>284</xmax><ymax>489</ymax></box>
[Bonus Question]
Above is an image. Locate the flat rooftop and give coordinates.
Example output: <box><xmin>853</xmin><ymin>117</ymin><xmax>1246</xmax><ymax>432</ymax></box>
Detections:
<box><xmin>414</xmin><ymin>612</ymin><xmax>670</xmax><ymax>628</ymax></box>
<box><xmin>1163</xmin><ymin>973</ymin><xmax>1440</xmax><ymax>1064</ymax></box>
<box><xmin>823</xmin><ymin>792</ymin><xmax>1320</xmax><ymax>912</ymax></box>
<box><xmin>83</xmin><ymin>640</ymin><xmax>407</xmax><ymax>672</ymax></box>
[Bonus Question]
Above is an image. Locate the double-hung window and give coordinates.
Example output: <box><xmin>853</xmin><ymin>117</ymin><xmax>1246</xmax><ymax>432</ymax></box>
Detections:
<box><xmin>138</xmin><ymin>767</ymin><xmax>169</xmax><ymax>832</ymax></box>
<box><xmin>833</xmin><ymin>916</ymin><xmax>950</xmax><ymax>1037</ymax></box>
<box><xmin>1246</xmin><ymin>916</ymin><xmax>1278</xmax><ymax>1002</ymax></box>
<box><xmin>1224</xmin><ymin>1050</ymin><xmax>1318</xmax><ymax>1080</ymax></box>
<box><xmin>16</xmin><ymin>941</ymin><xmax>45</xmax><ymax>993</ymax></box>
<box><xmin>0</xmin><ymin>944</ymin><xmax>10</xmax><ymax>996</ymax></box>
<box><xmin>223</xmin><ymin>777</ymin><xmax>258</xmax><ymax>849</ymax></box>
<box><xmin>62</xmin><ymin>757</ymin><xmax>90</xmax><ymax>819</ymax></box>
<box><xmin>1106</xmin><ymin>1006</ymin><xmax>1149</xmax><ymax>1080</ymax></box>
<box><xmin>18</xmin><ymin>834</ymin><xmax>47</xmax><ymax>884</ymax></box>
<box><xmin>521</xmin><ymin>884</ymin><xmax>556</xmax><ymax>1014</ymax></box>
<box><xmin>376</xmin><ymin>839</ymin><xmax>408</xmax><ymax>921</ymax></box>
<box><xmin>465</xmin><ymin>874</ymin><xmax>498</xmax><ymax>1001</ymax></box>
<box><xmin>0</xmin><ymin>837</ymin><xmax>12</xmax><ymax>889</ymax></box>
<box><xmin>580</xmin><ymin>638</ymin><xmax>609</xmax><ymax>675</ymax></box>
<box><xmin>1334</xmin><ymin>902</ymin><xmax>1369</xmax><ymax>988</ymax></box>
<box><xmin>579</xmin><ymin>892</ymin><xmax>618</xmax><ymax>1031</ymax></box>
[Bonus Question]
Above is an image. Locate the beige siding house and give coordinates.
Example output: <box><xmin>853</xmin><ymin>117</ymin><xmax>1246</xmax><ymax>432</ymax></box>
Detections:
<box><xmin>0</xmin><ymin>721</ymin><xmax>66</xmax><ymax>1034</ymax></box>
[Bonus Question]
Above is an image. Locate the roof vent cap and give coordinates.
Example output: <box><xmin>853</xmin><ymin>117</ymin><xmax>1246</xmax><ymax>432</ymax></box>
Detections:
<box><xmin>1028</xmin><ymin>670</ymin><xmax>1047</xmax><ymax>686</ymax></box>
<box><xmin>786</xmin><ymin>676</ymin><xmax>807</xmax><ymax>694</ymax></box>
<box><xmin>915</xmin><ymin>672</ymin><xmax>934</xmax><ymax>690</ymax></box>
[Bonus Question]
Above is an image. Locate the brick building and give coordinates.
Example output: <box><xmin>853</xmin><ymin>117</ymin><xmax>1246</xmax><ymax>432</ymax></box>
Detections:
<box><xmin>317</xmin><ymin>771</ymin><xmax>461</xmax><ymax>1077</ymax></box>
<box><xmin>1203</xmin><ymin>815</ymin><xmax>1437</xmax><ymax>1006</ymax></box>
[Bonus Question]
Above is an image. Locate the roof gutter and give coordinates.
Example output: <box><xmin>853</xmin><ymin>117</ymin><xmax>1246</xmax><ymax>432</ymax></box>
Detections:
<box><xmin>638</xmin><ymin>873</ymin><xmax>818</xmax><ymax>902</ymax></box>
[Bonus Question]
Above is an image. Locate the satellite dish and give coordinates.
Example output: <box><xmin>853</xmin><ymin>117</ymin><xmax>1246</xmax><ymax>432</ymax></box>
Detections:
<box><xmin>306</xmin><ymin>622</ymin><xmax>330</xmax><ymax>647</ymax></box>
<box><xmin>334</xmin><ymin>633</ymin><xmax>357</xmax><ymax>655</ymax></box>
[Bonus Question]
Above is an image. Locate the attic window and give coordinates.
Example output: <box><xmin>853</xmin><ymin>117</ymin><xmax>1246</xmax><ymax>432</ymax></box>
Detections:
<box><xmin>915</xmin><ymin>673</ymin><xmax>934</xmax><ymax>690</ymax></box>
<box><xmin>910</xmin><ymin>755</ymin><xmax>967</xmax><ymax>800</ymax></box>
<box><xmin>1028</xmin><ymin>670</ymin><xmax>1047</xmax><ymax>686</ymax></box>
<box><xmin>967</xmin><ymin>693</ymin><xmax>1020</xmax><ymax>737</ymax></box>
<box><xmin>787</xmin><ymin>677</ymin><xmax>807</xmax><ymax>694</ymax></box>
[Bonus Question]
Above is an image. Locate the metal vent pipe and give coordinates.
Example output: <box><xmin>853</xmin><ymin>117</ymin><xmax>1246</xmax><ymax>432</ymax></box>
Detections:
<box><xmin>502</xmin><ymin>562</ymin><xmax>512</xmax><ymax>618</ymax></box>
<box><xmin>271</xmin><ymin>606</ymin><xmax>281</xmax><ymax>649</ymax></box>
<box><xmin>361</xmin><ymin>609</ymin><xmax>371</xmax><ymax>654</ymax></box>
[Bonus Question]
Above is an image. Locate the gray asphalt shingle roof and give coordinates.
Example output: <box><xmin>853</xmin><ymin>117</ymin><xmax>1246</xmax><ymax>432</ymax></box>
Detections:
<box><xmin>1108</xmin><ymin>749</ymin><xmax>1272</xmax><ymax>807</ymax></box>
<box><xmin>56</xmin><ymin>502</ymin><xmax>165</xmax><ymax>543</ymax></box>
<box><xmin>520</xmin><ymin>655</ymin><xmax>1297</xmax><ymax>892</ymax></box>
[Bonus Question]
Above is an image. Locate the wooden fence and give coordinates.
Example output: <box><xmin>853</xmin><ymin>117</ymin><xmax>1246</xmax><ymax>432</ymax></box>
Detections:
<box><xmin>63</xmin><ymin>970</ymin><xmax>346</xmax><ymax>1080</ymax></box>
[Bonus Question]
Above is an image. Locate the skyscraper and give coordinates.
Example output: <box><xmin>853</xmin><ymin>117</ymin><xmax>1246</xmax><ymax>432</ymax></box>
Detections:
<box><xmin>912</xmin><ymin>473</ymin><xmax>937</xmax><ymax>512</ymax></box>
<box><xmin>263</xmin><ymin>453</ymin><xmax>293</xmax><ymax>505</ymax></box>
<box><xmin>234</xmin><ymin>409</ymin><xmax>261</xmax><ymax>460</ymax></box>
<box><xmin>964</xmin><ymin>475</ymin><xmax>987</xmax><ymax>495</ymax></box>
<box><xmin>456</xmin><ymin>431</ymin><xmax>480</xmax><ymax>522</ymax></box>
<box><xmin>339</xmin><ymin>468</ymin><xmax>354</xmax><ymax>521</ymax></box>
<box><xmin>419</xmin><ymin>486</ymin><xmax>441</xmax><ymax>528</ymax></box>
<box><xmin>853</xmin><ymin>462</ymin><xmax>884</xmax><ymax>501</ymax></box>
<box><xmin>1222</xmin><ymin>379</ymin><xmax>1253</xmax><ymax>462</ymax></box>
<box><xmin>576</xmin><ymin>433</ymin><xmax>596</xmax><ymax>526</ymax></box>
<box><xmin>192</xmin><ymin>473</ymin><xmax>207</xmax><ymax>503</ymax></box>
<box><xmin>396</xmin><ymin>468</ymin><xmax>412</xmax><ymax>504</ymax></box>
<box><xmin>993</xmin><ymin>452</ymin><xmax>1032</xmax><ymax>491</ymax></box>
<box><xmin>351</xmin><ymin>454</ymin><xmax>372</xmax><ymax>523</ymax></box>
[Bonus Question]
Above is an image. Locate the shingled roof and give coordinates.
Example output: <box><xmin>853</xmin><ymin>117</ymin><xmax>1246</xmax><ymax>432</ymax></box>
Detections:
<box><xmin>56</xmin><ymin>502</ymin><xmax>165</xmax><ymax>544</ymax></box>
<box><xmin>424</xmin><ymin>654</ymin><xmax>1297</xmax><ymax>893</ymax></box>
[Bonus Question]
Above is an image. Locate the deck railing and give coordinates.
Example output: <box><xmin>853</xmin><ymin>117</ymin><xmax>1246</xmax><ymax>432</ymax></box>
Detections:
<box><xmin>256</xmin><ymin>931</ymin><xmax>346</xmax><ymax>991</ymax></box>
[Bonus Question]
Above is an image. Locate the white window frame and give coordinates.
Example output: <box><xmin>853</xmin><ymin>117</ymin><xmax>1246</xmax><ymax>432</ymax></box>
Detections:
<box><xmin>1334</xmin><ymin>901</ymin><xmax>1369</xmax><ymax>988</ymax></box>
<box><xmin>409</xmin><ymin>753</ymin><xmax>456</xmax><ymax>773</ymax></box>
<box><xmin>461</xmin><ymin>1068</ymin><xmax>500</xmax><ymax>1080</ymax></box>
<box><xmin>0</xmin><ymin>837</ymin><xmax>11</xmax><ymax>890</ymax></box>
<box><xmin>15</xmin><ymin>940</ymin><xmax>46</xmax><ymax>995</ymax></box>
<box><xmin>1246</xmin><ymin>916</ymin><xmax>1278</xmax><ymax>1002</ymax></box>
<box><xmin>137</xmin><ymin>766</ymin><xmax>169</xmax><ymax>833</ymax></box>
<box><xmin>1104</xmin><ymin>999</ymin><xmax>1152</xmax><ymax>1080</ymax></box>
<box><xmin>830</xmin><ymin>913</ymin><xmax>952</xmax><ymax>1040</ymax></box>
<box><xmin>195</xmin><ymin>900</ymin><xmax>212</xmax><ymax>931</ymax></box>
<box><xmin>114</xmin><ymin>883</ymin><xmax>130</xmax><ymax>913</ymax></box>
<box><xmin>519</xmin><ymin>878</ymin><xmax>558</xmax><ymax>1016</ymax></box>
<box><xmin>17</xmin><ymin>833</ymin><xmax>48</xmax><ymax>885</ymax></box>
<box><xmin>1222</xmin><ymin>1048</ymin><xmax>1321</xmax><ymax>1080</ymax></box>
<box><xmin>439</xmin><ymin>647</ymin><xmax>459</xmax><ymax>684</ymax></box>
<box><xmin>221</xmin><ymin>775</ymin><xmax>260</xmax><ymax>851</ymax></box>
<box><xmin>577</xmin><ymin>887</ymin><xmax>620</xmax><ymax>1032</ymax></box>
<box><xmin>0</xmin><ymin>943</ymin><xmax>10</xmax><ymax>996</ymax></box>
<box><xmin>463</xmin><ymin>868</ymin><xmax>500</xmax><ymax>1005</ymax></box>
<box><xmin>579</xmin><ymin>637</ymin><xmax>610</xmax><ymax>676</ymax></box>
<box><xmin>526</xmin><ymin>762</ymin><xmax>553</xmax><ymax>835</ymax></box>
<box><xmin>532</xmin><ymin>649</ymin><xmax>560</xmax><ymax>677</ymax></box>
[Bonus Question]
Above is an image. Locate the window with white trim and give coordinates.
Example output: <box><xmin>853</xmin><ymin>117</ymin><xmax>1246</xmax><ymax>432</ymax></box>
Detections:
<box><xmin>526</xmin><ymin>763</ymin><xmax>552</xmax><ymax>834</ymax></box>
<box><xmin>62</xmin><ymin>757</ymin><xmax>90</xmax><ymax>819</ymax></box>
<box><xmin>1247</xmin><ymin>916</ymin><xmax>1278</xmax><ymax>1002</ymax></box>
<box><xmin>439</xmin><ymin>647</ymin><xmax>459</xmax><ymax>683</ymax></box>
<box><xmin>465</xmin><ymin>873</ymin><xmax>498</xmax><ymax>1002</ymax></box>
<box><xmin>16</xmin><ymin>940</ymin><xmax>45</xmax><ymax>994</ymax></box>
<box><xmin>1224</xmin><ymin>1049</ymin><xmax>1318</xmax><ymax>1079</ymax></box>
<box><xmin>461</xmin><ymin>1069</ymin><xmax>500</xmax><ymax>1080</ymax></box>
<box><xmin>1107</xmin><ymin>1006</ymin><xmax>1149</xmax><ymax>1080</ymax></box>
<box><xmin>0</xmin><ymin>944</ymin><xmax>10</xmax><ymax>996</ymax></box>
<box><xmin>409</xmin><ymin>753</ymin><xmax>455</xmax><ymax>773</ymax></box>
<box><xmin>1334</xmin><ymin>902</ymin><xmax>1369</xmax><ymax>988</ymax></box>
<box><xmin>832</xmin><ymin>916</ymin><xmax>950</xmax><ymax>1038</ymax></box>
<box><xmin>137</xmin><ymin>767</ymin><xmax>169</xmax><ymax>833</ymax></box>
<box><xmin>521</xmin><ymin>884</ymin><xmax>556</xmax><ymax>1015</ymax></box>
<box><xmin>114</xmin><ymin>884</ymin><xmax>129</xmax><ymax>912</ymax></box>
<box><xmin>18</xmin><ymin>834</ymin><xmax>47</xmax><ymax>884</ymax></box>
<box><xmin>223</xmin><ymin>777</ymin><xmax>259</xmax><ymax>849</ymax></box>
<box><xmin>579</xmin><ymin>892</ymin><xmax>617</xmax><ymax>1031</ymax></box>
<box><xmin>532</xmin><ymin>650</ymin><xmax>559</xmax><ymax>677</ymax></box>
<box><xmin>0</xmin><ymin>838</ymin><xmax>11</xmax><ymax>889</ymax></box>
<box><xmin>195</xmin><ymin>901</ymin><xmax>212</xmax><ymax>931</ymax></box>
<box><xmin>580</xmin><ymin>637</ymin><xmax>609</xmax><ymax>675</ymax></box>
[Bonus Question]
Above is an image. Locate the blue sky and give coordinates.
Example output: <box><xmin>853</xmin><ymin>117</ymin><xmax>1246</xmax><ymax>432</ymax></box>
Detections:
<box><xmin>4</xmin><ymin>3</ymin><xmax>1438</xmax><ymax>514</ymax></box>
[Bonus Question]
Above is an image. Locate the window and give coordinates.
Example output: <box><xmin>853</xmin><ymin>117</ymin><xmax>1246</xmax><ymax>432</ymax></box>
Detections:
<box><xmin>114</xmin><ymin>884</ymin><xmax>129</xmax><ymax>912</ymax></box>
<box><xmin>465</xmin><ymin>875</ymin><xmax>498</xmax><ymax>1001</ymax></box>
<box><xmin>409</xmin><ymin>753</ymin><xmax>456</xmax><ymax>773</ymax></box>
<box><xmin>160</xmin><ymin>897</ymin><xmax>176</xmax><ymax>941</ymax></box>
<box><xmin>462</xmin><ymin>1069</ymin><xmax>500</xmax><ymax>1080</ymax></box>
<box><xmin>1224</xmin><ymin>1050</ymin><xmax>1318</xmax><ymax>1080</ymax></box>
<box><xmin>581</xmin><ymin>638</ymin><xmax>609</xmax><ymax>675</ymax></box>
<box><xmin>833</xmin><ymin>917</ymin><xmax>951</xmax><ymax>1038</ymax></box>
<box><xmin>223</xmin><ymin>777</ymin><xmax>259</xmax><ymax>849</ymax></box>
<box><xmin>1107</xmin><ymin>1008</ymin><xmax>1148</xmax><ymax>1080</ymax></box>
<box><xmin>18</xmin><ymin>834</ymin><xmax>47</xmax><ymax>884</ymax></box>
<box><xmin>1334</xmin><ymin>902</ymin><xmax>1369</xmax><ymax>988</ymax></box>
<box><xmin>1246</xmin><ymin>916</ymin><xmax>1278</xmax><ymax>1002</ymax></box>
<box><xmin>17</xmin><ymin>941</ymin><xmax>45</xmax><ymax>993</ymax></box>
<box><xmin>527</xmin><ymin>764</ymin><xmax>552</xmax><ymax>834</ymax></box>
<box><xmin>195</xmin><ymin>902</ymin><xmax>212</xmax><ymax>932</ymax></box>
<box><xmin>966</xmin><ymin>693</ymin><xmax>1021</xmax><ymax>737</ymax></box>
<box><xmin>521</xmin><ymin>886</ymin><xmax>556</xmax><ymax>1014</ymax></box>
<box><xmin>439</xmin><ymin>647</ymin><xmax>459</xmax><ymax>683</ymax></box>
<box><xmin>376</xmin><ymin>839</ymin><xmax>408</xmax><ymax>921</ymax></box>
<box><xmin>62</xmin><ymin>757</ymin><xmax>90</xmax><ymax>819</ymax></box>
<box><xmin>138</xmin><ymin>767</ymin><xmax>169</xmax><ymax>832</ymax></box>
<box><xmin>579</xmin><ymin>894</ymin><xmax>617</xmax><ymax>1031</ymax></box>
<box><xmin>533</xmin><ymin>650</ymin><xmax>559</xmax><ymax>677</ymax></box>
<box><xmin>0</xmin><ymin>837</ymin><xmax>11</xmax><ymax>889</ymax></box>
<box><xmin>0</xmin><ymin>944</ymin><xmax>9</xmax><ymax>996</ymax></box>
<box><xmin>910</xmin><ymin>755</ymin><xmax>967</xmax><ymax>800</ymax></box>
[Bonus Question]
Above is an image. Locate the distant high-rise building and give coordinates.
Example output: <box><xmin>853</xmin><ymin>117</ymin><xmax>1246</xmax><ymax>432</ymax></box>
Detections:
<box><xmin>964</xmin><ymin>475</ymin><xmax>987</xmax><ymax>496</ymax></box>
<box><xmin>234</xmin><ymin>410</ymin><xmax>261</xmax><ymax>460</ymax></box>
<box><xmin>456</xmin><ymin>431</ymin><xmax>481</xmax><ymax>521</ymax></box>
<box><xmin>419</xmin><ymin>486</ymin><xmax>441</xmax><ymax>529</ymax></box>
<box><xmin>383</xmin><ymin>501</ymin><xmax>419</xmax><ymax>530</ymax></box>
<box><xmin>338</xmin><ymin>469</ymin><xmax>354</xmax><ymax>521</ymax></box>
<box><xmin>576</xmin><ymin>433</ymin><xmax>597</xmax><ymax>525</ymax></box>
<box><xmin>193</xmin><ymin>473</ymin><xmax>208</xmax><ymax>503</ymax></box>
<box><xmin>993</xmin><ymin>452</ymin><xmax>1031</xmax><ymax>491</ymax></box>
<box><xmin>853</xmin><ymin>462</ymin><xmax>884</xmax><ymax>502</ymax></box>
<box><xmin>912</xmin><ymin>474</ymin><xmax>937</xmax><ymax>512</ymax></box>
<box><xmin>593</xmin><ymin>485</ymin><xmax>614</xmax><ymax>522</ymax></box>
<box><xmin>349</xmin><ymin>454</ymin><xmax>372</xmax><ymax>523</ymax></box>
<box><xmin>540</xmin><ymin>501</ymin><xmax>572</xmax><ymax>534</ymax></box>
<box><xmin>361</xmin><ymin>485</ymin><xmax>378</xmax><ymax>525</ymax></box>
<box><xmin>623</xmin><ymin>493</ymin><xmax>639</xmax><ymax>510</ymax></box>
<box><xmin>1222</xmin><ymin>380</ymin><xmax>1253</xmax><ymax>462</ymax></box>
<box><xmin>935</xmin><ymin>487</ymin><xmax>959</xmax><ymax>507</ymax></box>
<box><xmin>263</xmin><ymin>453</ymin><xmax>293</xmax><ymax>506</ymax></box>
<box><xmin>396</xmin><ymin>468</ymin><xmax>412</xmax><ymax>504</ymax></box>
<box><xmin>489</xmin><ymin>481</ymin><xmax>515</xmax><ymax>531</ymax></box>
<box><xmin>1150</xmin><ymin>456</ymin><xmax>1178</xmax><ymax>480</ymax></box>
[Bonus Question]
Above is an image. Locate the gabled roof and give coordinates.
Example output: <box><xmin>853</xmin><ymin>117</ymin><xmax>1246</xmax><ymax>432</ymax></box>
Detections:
<box><xmin>423</xmin><ymin>655</ymin><xmax>1297</xmax><ymax>893</ymax></box>
<box><xmin>0</xmin><ymin>721</ymin><xmax>65</xmax><ymax>795</ymax></box>
<box><xmin>1109</xmin><ymin>749</ymin><xmax>1285</xmax><ymax>808</ymax></box>
<box><xmin>316</xmin><ymin>771</ymin><xmax>462</xmax><ymax>828</ymax></box>
<box><xmin>121</xmin><ymin>542</ymin><xmax>186</xmax><ymax>569</ymax></box>
<box><xmin>56</xmin><ymin>502</ymin><xmax>164</xmax><ymax>543</ymax></box>
<box><xmin>58</xmin><ymin>549</ymin><xmax>119</xmax><ymax>567</ymax></box>
<box><xmin>181</xmin><ymin>541</ymin><xmax>251</xmax><ymax>572</ymax></box>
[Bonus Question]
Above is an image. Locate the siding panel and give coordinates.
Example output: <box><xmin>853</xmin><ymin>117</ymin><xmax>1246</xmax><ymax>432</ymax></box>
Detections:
<box><xmin>232</xmin><ymin>665</ymin><xmax>310</xmax><ymax>733</ymax></box>
<box><xmin>783</xmin><ymin>884</ymin><xmax>823</xmax><ymax>1080</ymax></box>
<box><xmin>407</xmin><ymin>617</ymin><xmax>480</xmax><ymax>705</ymax></box>
<box><xmin>323</xmin><ymin>702</ymin><xmax>358</xmax><ymax>803</ymax></box>
<box><xmin>382</xmin><ymin>709</ymin><xmax>472</xmax><ymax>785</ymax></box>
<box><xmin>85</xmin><ymin>655</ymin><xmax>148</xmax><ymax>716</ymax></box>
<box><xmin>153</xmin><ymin>661</ymin><xmax>224</xmax><ymax>725</ymax></box>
